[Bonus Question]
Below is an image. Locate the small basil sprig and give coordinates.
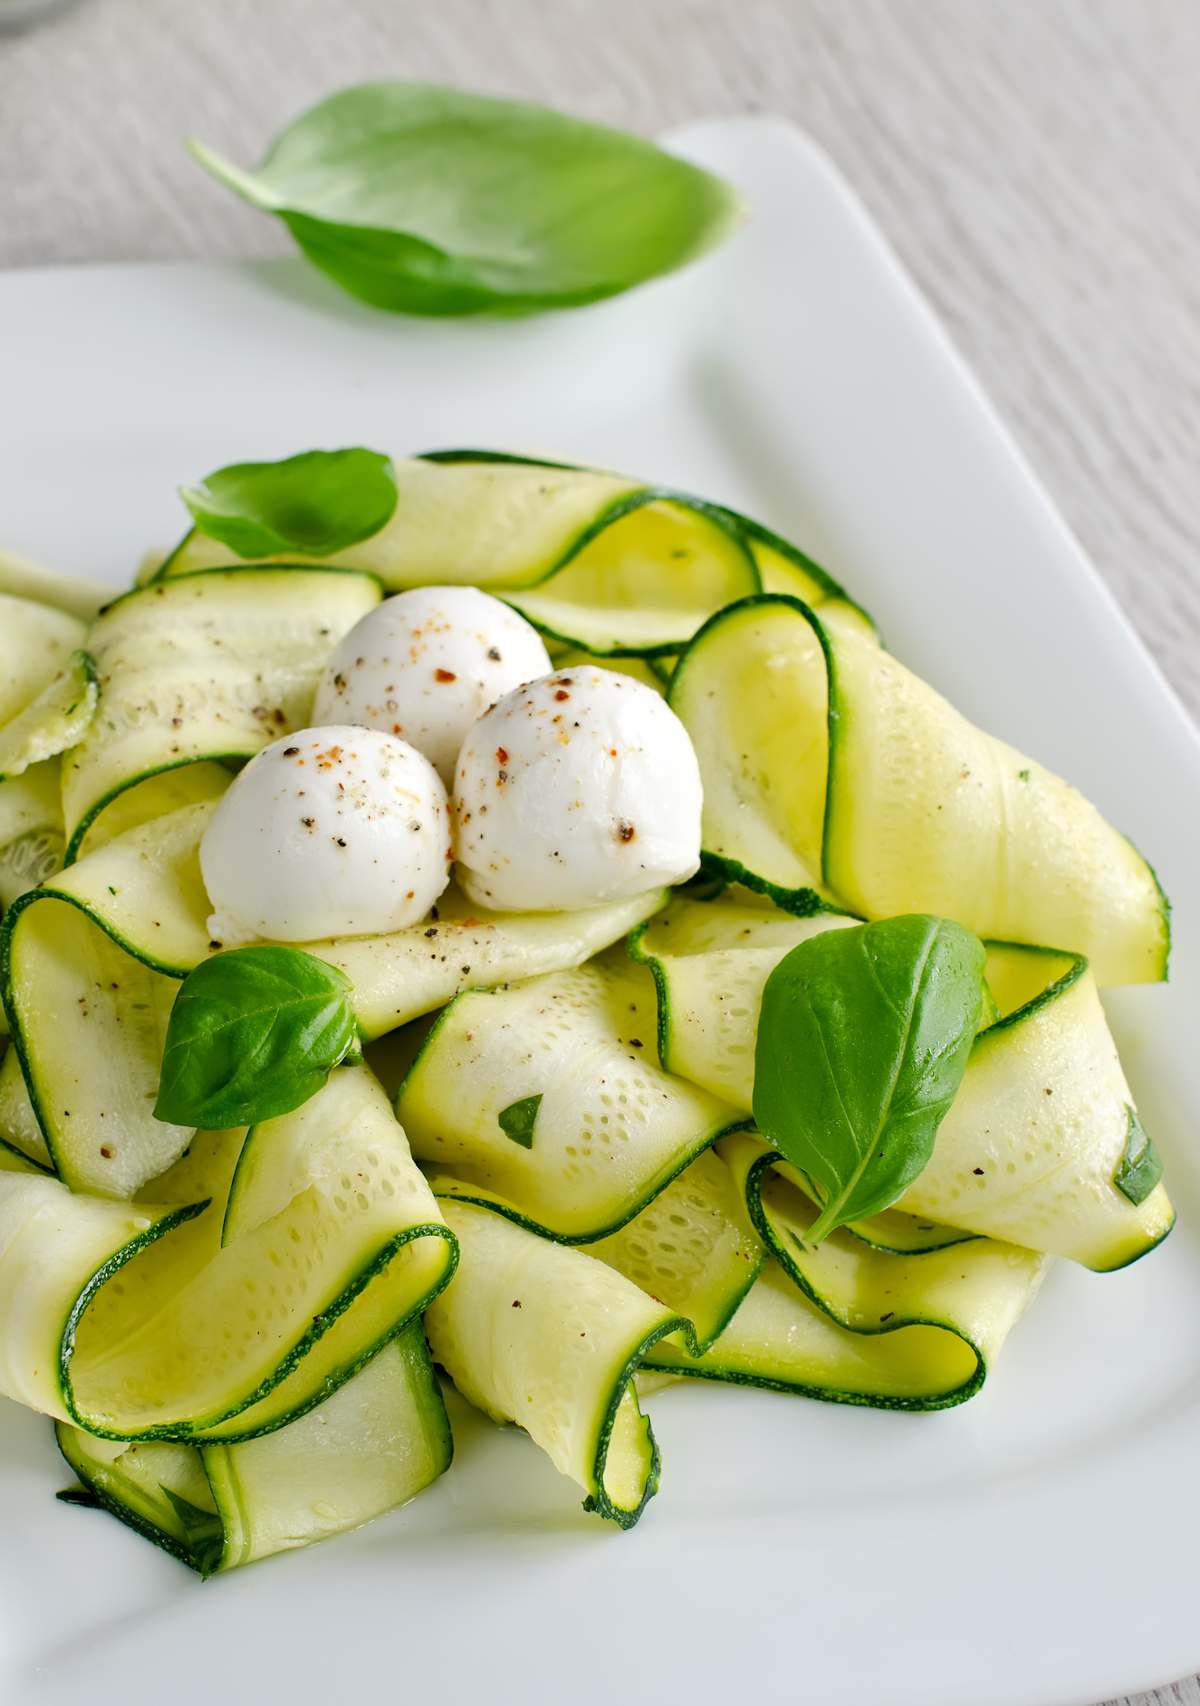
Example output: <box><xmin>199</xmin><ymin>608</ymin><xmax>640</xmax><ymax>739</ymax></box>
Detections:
<box><xmin>1113</xmin><ymin>1105</ymin><xmax>1163</xmax><ymax>1206</ymax></box>
<box><xmin>189</xmin><ymin>83</ymin><xmax>741</xmax><ymax>316</ymax></box>
<box><xmin>154</xmin><ymin>946</ymin><xmax>358</xmax><ymax>1129</ymax></box>
<box><xmin>753</xmin><ymin>915</ymin><xmax>986</xmax><ymax>1243</ymax></box>
<box><xmin>180</xmin><ymin>447</ymin><xmax>397</xmax><ymax>559</ymax></box>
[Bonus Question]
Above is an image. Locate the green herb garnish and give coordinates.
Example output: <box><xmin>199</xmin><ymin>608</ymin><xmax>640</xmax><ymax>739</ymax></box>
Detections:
<box><xmin>181</xmin><ymin>447</ymin><xmax>397</xmax><ymax>559</ymax></box>
<box><xmin>753</xmin><ymin>915</ymin><xmax>986</xmax><ymax>1243</ymax></box>
<box><xmin>1113</xmin><ymin>1104</ymin><xmax>1163</xmax><ymax>1207</ymax></box>
<box><xmin>154</xmin><ymin>946</ymin><xmax>357</xmax><ymax>1129</ymax></box>
<box><xmin>189</xmin><ymin>84</ymin><xmax>741</xmax><ymax>317</ymax></box>
<box><xmin>498</xmin><ymin>1093</ymin><xmax>543</xmax><ymax>1149</ymax></box>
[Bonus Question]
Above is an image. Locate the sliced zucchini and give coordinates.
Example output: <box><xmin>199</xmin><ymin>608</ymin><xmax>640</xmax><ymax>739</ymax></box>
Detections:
<box><xmin>57</xmin><ymin>1428</ymin><xmax>224</xmax><ymax>1574</ymax></box>
<box><xmin>0</xmin><ymin>1045</ymin><xmax>53</xmax><ymax>1171</ymax></box>
<box><xmin>589</xmin><ymin>1146</ymin><xmax>763</xmax><ymax>1350</ymax></box>
<box><xmin>1</xmin><ymin>891</ymin><xmax>192</xmax><ymax>1196</ymax></box>
<box><xmin>57</xmin><ymin>1325</ymin><xmax>452</xmax><ymax>1573</ymax></box>
<box><xmin>29</xmin><ymin>798</ymin><xmax>221</xmax><ymax>976</ymax></box>
<box><xmin>719</xmin><ymin>1128</ymin><xmax>1045</xmax><ymax>1404</ymax></box>
<box><xmin>635</xmin><ymin>904</ymin><xmax>1173</xmax><ymax>1268</ymax></box>
<box><xmin>70</xmin><ymin>761</ymin><xmax>230</xmax><ymax>862</ymax></box>
<box><xmin>554</xmin><ymin>648</ymin><xmax>667</xmax><ymax>695</ymax></box>
<box><xmin>730</xmin><ymin>514</ymin><xmax>877</xmax><ymax>643</ymax></box>
<box><xmin>0</xmin><ymin>549</ymin><xmax>107</xmax><ymax>622</ymax></box>
<box><xmin>0</xmin><ymin>1067</ymin><xmax>455</xmax><ymax>1440</ymax></box>
<box><xmin>629</xmin><ymin>894</ymin><xmax>855</xmax><ymax>1103</ymax></box>
<box><xmin>0</xmin><ymin>1173</ymin><xmax>197</xmax><ymax>1419</ymax></box>
<box><xmin>671</xmin><ymin>598</ymin><xmax>835</xmax><ymax>908</ymax></box>
<box><xmin>0</xmin><ymin>761</ymin><xmax>65</xmax><ymax>911</ymax></box>
<box><xmin>0</xmin><ymin>1138</ymin><xmax>39</xmax><ymax>1174</ymax></box>
<box><xmin>427</xmin><ymin>1195</ymin><xmax>688</xmax><ymax>1527</ymax></box>
<box><xmin>398</xmin><ymin>952</ymin><xmax>742</xmax><ymax>1240</ymax></box>
<box><xmin>646</xmin><ymin>1251</ymin><xmax>1039</xmax><ymax>1411</ymax></box>
<box><xmin>0</xmin><ymin>593</ymin><xmax>87</xmax><ymax>726</ymax></box>
<box><xmin>499</xmin><ymin>496</ymin><xmax>758</xmax><ymax>656</ymax></box>
<box><xmin>60</xmin><ymin>567</ymin><xmax>380</xmax><ymax>857</ymax></box>
<box><xmin>906</xmin><ymin>949</ymin><xmax>1174</xmax><ymax>1270</ymax></box>
<box><xmin>0</xmin><ymin>651</ymin><xmax>97</xmax><ymax>781</ymax></box>
<box><xmin>670</xmin><ymin>596</ymin><xmax>1169</xmax><ymax>983</ymax></box>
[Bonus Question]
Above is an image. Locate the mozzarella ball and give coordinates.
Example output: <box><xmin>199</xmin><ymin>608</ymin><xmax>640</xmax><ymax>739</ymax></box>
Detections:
<box><xmin>200</xmin><ymin>725</ymin><xmax>451</xmax><ymax>943</ymax></box>
<box><xmin>453</xmin><ymin>665</ymin><xmax>702</xmax><ymax>912</ymax></box>
<box><xmin>311</xmin><ymin>587</ymin><xmax>552</xmax><ymax>786</ymax></box>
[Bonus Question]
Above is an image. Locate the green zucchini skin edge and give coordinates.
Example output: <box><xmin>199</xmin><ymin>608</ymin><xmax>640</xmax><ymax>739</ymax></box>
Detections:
<box><xmin>739</xmin><ymin>1150</ymin><xmax>986</xmax><ymax>1408</ymax></box>
<box><xmin>407</xmin><ymin>976</ymin><xmax>753</xmax><ymax>1244</ymax></box>
<box><xmin>430</xmin><ymin>1182</ymin><xmax>700</xmax><ymax>1529</ymax></box>
<box><xmin>0</xmin><ymin>1036</ymin><xmax>54</xmax><ymax>1174</ymax></box>
<box><xmin>1085</xmin><ymin>1209</ymin><xmax>1175</xmax><ymax>1274</ymax></box>
<box><xmin>0</xmin><ymin>650</ymin><xmax>99</xmax><ymax>788</ymax></box>
<box><xmin>1</xmin><ymin>893</ymin><xmax>63</xmax><ymax>1175</ymax></box>
<box><xmin>492</xmin><ymin>484</ymin><xmax>759</xmax><ymax>661</ymax></box>
<box><xmin>58</xmin><ymin>1323</ymin><xmax>457</xmax><ymax>1573</ymax></box>
<box><xmin>56</xmin><ymin>1213</ymin><xmax>458</xmax><ymax>1445</ymax></box>
<box><xmin>669</xmin><ymin>594</ymin><xmax>1171</xmax><ymax>978</ymax></box>
<box><xmin>625</xmin><ymin>898</ymin><xmax>854</xmax><ymax>1076</ymax></box>
<box><xmin>54</xmin><ymin>1444</ymin><xmax>209</xmax><ymax>1577</ymax></box>
<box><xmin>689</xmin><ymin>1247</ymin><xmax>767</xmax><ymax>1355</ymax></box>
<box><xmin>1132</xmin><ymin>841</ymin><xmax>1172</xmax><ymax>981</ymax></box>
<box><xmin>0</xmin><ymin>1130</ymin><xmax>50</xmax><ymax>1173</ymax></box>
<box><xmin>417</xmin><ymin>449</ymin><xmax>876</xmax><ymax>635</ymax></box>
<box><xmin>62</xmin><ymin>754</ymin><xmax>248</xmax><ymax>868</ymax></box>
<box><xmin>624</xmin><ymin>923</ymin><xmax>673</xmax><ymax>1071</ymax></box>
<box><xmin>967</xmin><ymin>942</ymin><xmax>1173</xmax><ymax>1264</ymax></box>
<box><xmin>2</xmin><ymin>881</ymin><xmax>190</xmax><ymax>987</ymax></box>
<box><xmin>429</xmin><ymin>1119</ymin><xmax>753</xmax><ymax>1248</ymax></box>
<box><xmin>975</xmin><ymin>941</ymin><xmax>1088</xmax><ymax>1039</ymax></box>
<box><xmin>56</xmin><ymin>1195</ymin><xmax>212</xmax><ymax>1416</ymax></box>
<box><xmin>0</xmin><ymin>885</ymin><xmax>191</xmax><ymax>1178</ymax></box>
<box><xmin>668</xmin><ymin>592</ymin><xmax>844</xmax><ymax>903</ymax></box>
<box><xmin>582</xmin><ymin>1314</ymin><xmax>698</xmax><ymax>1528</ymax></box>
<box><xmin>693</xmin><ymin>853</ymin><xmax>847</xmax><ymax>920</ymax></box>
<box><xmin>143</xmin><ymin>553</ymin><xmax>385</xmax><ymax>598</ymax></box>
<box><xmin>639</xmin><ymin>1351</ymin><xmax>983</xmax><ymax>1413</ymax></box>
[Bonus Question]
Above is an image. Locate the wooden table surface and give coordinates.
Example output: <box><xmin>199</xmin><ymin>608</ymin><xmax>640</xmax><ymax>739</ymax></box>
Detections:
<box><xmin>2</xmin><ymin>3</ymin><xmax>1197</xmax><ymax>1703</ymax></box>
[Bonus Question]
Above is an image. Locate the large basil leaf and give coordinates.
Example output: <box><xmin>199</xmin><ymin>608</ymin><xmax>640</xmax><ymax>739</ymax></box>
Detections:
<box><xmin>189</xmin><ymin>84</ymin><xmax>741</xmax><ymax>316</ymax></box>
<box><xmin>753</xmin><ymin>915</ymin><xmax>985</xmax><ymax>1243</ymax></box>
<box><xmin>180</xmin><ymin>447</ymin><xmax>397</xmax><ymax>559</ymax></box>
<box><xmin>154</xmin><ymin>946</ymin><xmax>358</xmax><ymax>1129</ymax></box>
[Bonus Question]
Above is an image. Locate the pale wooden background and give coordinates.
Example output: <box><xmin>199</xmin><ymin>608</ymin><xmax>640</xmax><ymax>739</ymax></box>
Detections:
<box><xmin>1</xmin><ymin>2</ymin><xmax>1198</xmax><ymax>1702</ymax></box>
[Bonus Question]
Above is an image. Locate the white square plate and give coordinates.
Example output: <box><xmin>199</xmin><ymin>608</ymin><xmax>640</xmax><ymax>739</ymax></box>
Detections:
<box><xmin>3</xmin><ymin>118</ymin><xmax>1199</xmax><ymax>1706</ymax></box>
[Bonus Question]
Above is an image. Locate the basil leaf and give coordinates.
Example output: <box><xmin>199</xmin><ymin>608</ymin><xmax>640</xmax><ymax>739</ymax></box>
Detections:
<box><xmin>160</xmin><ymin>1487</ymin><xmax>226</xmax><ymax>1578</ymax></box>
<box><xmin>1113</xmin><ymin>1104</ymin><xmax>1163</xmax><ymax>1206</ymax></box>
<box><xmin>498</xmin><ymin>1093</ymin><xmax>542</xmax><ymax>1149</ymax></box>
<box><xmin>180</xmin><ymin>447</ymin><xmax>397</xmax><ymax>559</ymax></box>
<box><xmin>189</xmin><ymin>84</ymin><xmax>741</xmax><ymax>316</ymax></box>
<box><xmin>753</xmin><ymin>915</ymin><xmax>986</xmax><ymax>1243</ymax></box>
<box><xmin>154</xmin><ymin>946</ymin><xmax>357</xmax><ymax>1129</ymax></box>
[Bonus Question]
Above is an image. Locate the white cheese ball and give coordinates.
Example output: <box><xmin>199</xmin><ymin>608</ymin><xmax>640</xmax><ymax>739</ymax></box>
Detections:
<box><xmin>453</xmin><ymin>665</ymin><xmax>703</xmax><ymax>912</ymax></box>
<box><xmin>200</xmin><ymin>725</ymin><xmax>451</xmax><ymax>943</ymax></box>
<box><xmin>311</xmin><ymin>586</ymin><xmax>553</xmax><ymax>786</ymax></box>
